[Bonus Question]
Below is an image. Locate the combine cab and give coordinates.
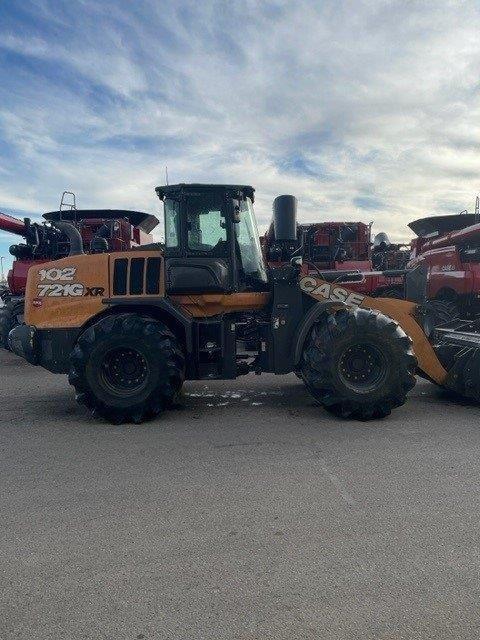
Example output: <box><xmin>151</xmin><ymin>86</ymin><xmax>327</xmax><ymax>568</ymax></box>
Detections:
<box><xmin>0</xmin><ymin>206</ymin><xmax>159</xmax><ymax>348</ymax></box>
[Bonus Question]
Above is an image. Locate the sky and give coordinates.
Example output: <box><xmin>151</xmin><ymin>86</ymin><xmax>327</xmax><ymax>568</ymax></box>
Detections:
<box><xmin>1</xmin><ymin>0</ymin><xmax>480</xmax><ymax>273</ymax></box>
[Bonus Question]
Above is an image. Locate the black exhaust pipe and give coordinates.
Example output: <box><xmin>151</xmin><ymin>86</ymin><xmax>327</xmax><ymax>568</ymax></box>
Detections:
<box><xmin>273</xmin><ymin>195</ymin><xmax>297</xmax><ymax>241</ymax></box>
<box><xmin>52</xmin><ymin>221</ymin><xmax>84</xmax><ymax>256</ymax></box>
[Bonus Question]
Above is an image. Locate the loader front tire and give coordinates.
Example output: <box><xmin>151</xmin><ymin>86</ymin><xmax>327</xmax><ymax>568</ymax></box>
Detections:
<box><xmin>300</xmin><ymin>308</ymin><xmax>417</xmax><ymax>420</ymax></box>
<box><xmin>69</xmin><ymin>314</ymin><xmax>185</xmax><ymax>424</ymax></box>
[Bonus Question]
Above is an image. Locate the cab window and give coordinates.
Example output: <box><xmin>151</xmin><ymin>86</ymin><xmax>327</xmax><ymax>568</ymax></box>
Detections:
<box><xmin>187</xmin><ymin>196</ymin><xmax>228</xmax><ymax>256</ymax></box>
<box><xmin>234</xmin><ymin>197</ymin><xmax>268</xmax><ymax>285</ymax></box>
<box><xmin>164</xmin><ymin>198</ymin><xmax>180</xmax><ymax>249</ymax></box>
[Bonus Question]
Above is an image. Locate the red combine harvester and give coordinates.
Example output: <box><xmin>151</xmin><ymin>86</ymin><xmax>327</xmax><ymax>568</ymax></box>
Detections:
<box><xmin>0</xmin><ymin>207</ymin><xmax>159</xmax><ymax>348</ymax></box>
<box><xmin>263</xmin><ymin>197</ymin><xmax>405</xmax><ymax>298</ymax></box>
<box><xmin>407</xmin><ymin>211</ymin><xmax>480</xmax><ymax>317</ymax></box>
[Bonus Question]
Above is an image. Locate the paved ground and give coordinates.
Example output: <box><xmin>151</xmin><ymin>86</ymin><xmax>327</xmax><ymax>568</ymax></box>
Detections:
<box><xmin>1</xmin><ymin>348</ymin><xmax>480</xmax><ymax>639</ymax></box>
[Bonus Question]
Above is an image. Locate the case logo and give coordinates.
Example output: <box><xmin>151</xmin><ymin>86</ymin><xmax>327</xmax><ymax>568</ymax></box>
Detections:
<box><xmin>300</xmin><ymin>276</ymin><xmax>366</xmax><ymax>307</ymax></box>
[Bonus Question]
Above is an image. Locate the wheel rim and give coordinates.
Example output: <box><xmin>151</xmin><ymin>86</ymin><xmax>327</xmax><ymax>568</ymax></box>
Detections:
<box><xmin>100</xmin><ymin>347</ymin><xmax>150</xmax><ymax>396</ymax></box>
<box><xmin>338</xmin><ymin>343</ymin><xmax>388</xmax><ymax>393</ymax></box>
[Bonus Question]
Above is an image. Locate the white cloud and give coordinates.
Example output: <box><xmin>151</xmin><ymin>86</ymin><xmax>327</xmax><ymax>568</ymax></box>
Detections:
<box><xmin>1</xmin><ymin>0</ymin><xmax>480</xmax><ymax>260</ymax></box>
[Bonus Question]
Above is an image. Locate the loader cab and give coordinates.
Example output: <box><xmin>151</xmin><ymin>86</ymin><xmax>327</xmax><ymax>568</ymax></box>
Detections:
<box><xmin>156</xmin><ymin>183</ymin><xmax>268</xmax><ymax>294</ymax></box>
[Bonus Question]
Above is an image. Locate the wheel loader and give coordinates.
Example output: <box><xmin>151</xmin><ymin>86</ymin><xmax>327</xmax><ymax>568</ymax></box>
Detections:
<box><xmin>8</xmin><ymin>183</ymin><xmax>480</xmax><ymax>423</ymax></box>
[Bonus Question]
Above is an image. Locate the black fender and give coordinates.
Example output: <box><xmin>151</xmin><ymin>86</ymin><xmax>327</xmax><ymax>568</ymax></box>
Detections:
<box><xmin>291</xmin><ymin>301</ymin><xmax>345</xmax><ymax>367</ymax></box>
<box><xmin>101</xmin><ymin>297</ymin><xmax>194</xmax><ymax>353</ymax></box>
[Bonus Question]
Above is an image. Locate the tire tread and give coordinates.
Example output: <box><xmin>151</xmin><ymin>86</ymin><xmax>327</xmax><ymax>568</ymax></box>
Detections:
<box><xmin>68</xmin><ymin>314</ymin><xmax>185</xmax><ymax>424</ymax></box>
<box><xmin>300</xmin><ymin>307</ymin><xmax>417</xmax><ymax>420</ymax></box>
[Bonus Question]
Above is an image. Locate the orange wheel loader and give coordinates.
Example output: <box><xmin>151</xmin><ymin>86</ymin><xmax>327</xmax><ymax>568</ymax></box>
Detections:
<box><xmin>8</xmin><ymin>184</ymin><xmax>480</xmax><ymax>423</ymax></box>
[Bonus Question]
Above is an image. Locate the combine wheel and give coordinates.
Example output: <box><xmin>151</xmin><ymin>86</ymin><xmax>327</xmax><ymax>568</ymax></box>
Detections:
<box><xmin>0</xmin><ymin>300</ymin><xmax>24</xmax><ymax>350</ymax></box>
<box><xmin>300</xmin><ymin>308</ymin><xmax>417</xmax><ymax>419</ymax></box>
<box><xmin>377</xmin><ymin>286</ymin><xmax>404</xmax><ymax>299</ymax></box>
<box><xmin>421</xmin><ymin>299</ymin><xmax>459</xmax><ymax>337</ymax></box>
<box><xmin>69</xmin><ymin>314</ymin><xmax>185</xmax><ymax>424</ymax></box>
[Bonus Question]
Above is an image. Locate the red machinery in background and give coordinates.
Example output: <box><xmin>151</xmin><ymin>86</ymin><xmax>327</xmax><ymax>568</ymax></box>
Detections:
<box><xmin>262</xmin><ymin>200</ymin><xmax>405</xmax><ymax>298</ymax></box>
<box><xmin>407</xmin><ymin>212</ymin><xmax>480</xmax><ymax>316</ymax></box>
<box><xmin>0</xmin><ymin>207</ymin><xmax>159</xmax><ymax>348</ymax></box>
<box><xmin>0</xmin><ymin>212</ymin><xmax>46</xmax><ymax>297</ymax></box>
<box><xmin>0</xmin><ymin>211</ymin><xmax>26</xmax><ymax>235</ymax></box>
<box><xmin>262</xmin><ymin>195</ymin><xmax>480</xmax><ymax>327</ymax></box>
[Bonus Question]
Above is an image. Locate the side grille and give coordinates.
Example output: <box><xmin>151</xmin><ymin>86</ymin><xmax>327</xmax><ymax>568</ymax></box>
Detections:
<box><xmin>113</xmin><ymin>257</ymin><xmax>161</xmax><ymax>296</ymax></box>
<box><xmin>130</xmin><ymin>258</ymin><xmax>145</xmax><ymax>295</ymax></box>
<box><xmin>113</xmin><ymin>259</ymin><xmax>128</xmax><ymax>295</ymax></box>
<box><xmin>146</xmin><ymin>257</ymin><xmax>161</xmax><ymax>294</ymax></box>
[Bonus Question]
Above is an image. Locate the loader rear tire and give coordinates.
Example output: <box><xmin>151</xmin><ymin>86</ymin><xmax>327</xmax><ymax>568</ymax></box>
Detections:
<box><xmin>69</xmin><ymin>314</ymin><xmax>185</xmax><ymax>424</ymax></box>
<box><xmin>0</xmin><ymin>300</ymin><xmax>24</xmax><ymax>350</ymax></box>
<box><xmin>300</xmin><ymin>308</ymin><xmax>417</xmax><ymax>420</ymax></box>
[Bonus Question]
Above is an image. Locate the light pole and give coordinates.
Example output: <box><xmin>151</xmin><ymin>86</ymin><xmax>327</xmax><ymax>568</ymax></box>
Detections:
<box><xmin>0</xmin><ymin>257</ymin><xmax>4</xmax><ymax>283</ymax></box>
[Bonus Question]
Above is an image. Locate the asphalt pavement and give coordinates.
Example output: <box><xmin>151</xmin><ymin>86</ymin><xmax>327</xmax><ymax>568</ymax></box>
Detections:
<box><xmin>1</xmin><ymin>347</ymin><xmax>480</xmax><ymax>639</ymax></box>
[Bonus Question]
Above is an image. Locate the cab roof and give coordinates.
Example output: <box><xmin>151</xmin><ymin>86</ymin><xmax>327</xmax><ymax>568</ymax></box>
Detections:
<box><xmin>155</xmin><ymin>183</ymin><xmax>255</xmax><ymax>202</ymax></box>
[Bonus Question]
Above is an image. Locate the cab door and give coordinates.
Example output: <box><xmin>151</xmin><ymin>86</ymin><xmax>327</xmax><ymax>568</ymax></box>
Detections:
<box><xmin>164</xmin><ymin>192</ymin><xmax>235</xmax><ymax>294</ymax></box>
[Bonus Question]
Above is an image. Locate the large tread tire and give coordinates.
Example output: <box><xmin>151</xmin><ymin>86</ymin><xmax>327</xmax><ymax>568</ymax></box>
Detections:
<box><xmin>0</xmin><ymin>300</ymin><xmax>24</xmax><ymax>350</ymax></box>
<box><xmin>300</xmin><ymin>308</ymin><xmax>417</xmax><ymax>420</ymax></box>
<box><xmin>69</xmin><ymin>314</ymin><xmax>185</xmax><ymax>424</ymax></box>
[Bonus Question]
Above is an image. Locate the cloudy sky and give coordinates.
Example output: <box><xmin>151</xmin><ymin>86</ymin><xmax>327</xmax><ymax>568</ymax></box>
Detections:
<box><xmin>1</xmin><ymin>0</ymin><xmax>480</xmax><ymax>271</ymax></box>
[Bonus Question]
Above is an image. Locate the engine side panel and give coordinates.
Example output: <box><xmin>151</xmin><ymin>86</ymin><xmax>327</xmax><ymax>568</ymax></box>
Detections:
<box><xmin>25</xmin><ymin>254</ymin><xmax>110</xmax><ymax>329</ymax></box>
<box><xmin>25</xmin><ymin>251</ymin><xmax>166</xmax><ymax>329</ymax></box>
<box><xmin>170</xmin><ymin>292</ymin><xmax>270</xmax><ymax>317</ymax></box>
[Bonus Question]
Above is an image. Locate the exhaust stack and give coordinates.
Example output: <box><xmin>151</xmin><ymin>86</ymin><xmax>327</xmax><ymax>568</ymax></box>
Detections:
<box><xmin>273</xmin><ymin>195</ymin><xmax>297</xmax><ymax>241</ymax></box>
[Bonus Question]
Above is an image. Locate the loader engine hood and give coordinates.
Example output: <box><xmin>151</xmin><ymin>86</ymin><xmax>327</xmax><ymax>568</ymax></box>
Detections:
<box><xmin>24</xmin><ymin>254</ymin><xmax>110</xmax><ymax>329</ymax></box>
<box><xmin>24</xmin><ymin>250</ymin><xmax>165</xmax><ymax>329</ymax></box>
